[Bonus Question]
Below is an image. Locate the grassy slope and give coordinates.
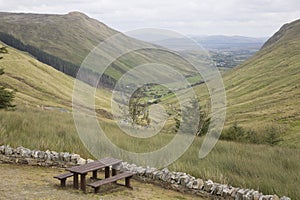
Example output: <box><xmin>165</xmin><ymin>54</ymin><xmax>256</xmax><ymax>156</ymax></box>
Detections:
<box><xmin>0</xmin><ymin>12</ymin><xmax>197</xmax><ymax>80</ymax></box>
<box><xmin>193</xmin><ymin>19</ymin><xmax>300</xmax><ymax>147</ymax></box>
<box><xmin>0</xmin><ymin>42</ymin><xmax>112</xmax><ymax>110</ymax></box>
<box><xmin>0</xmin><ymin>43</ymin><xmax>112</xmax><ymax>157</ymax></box>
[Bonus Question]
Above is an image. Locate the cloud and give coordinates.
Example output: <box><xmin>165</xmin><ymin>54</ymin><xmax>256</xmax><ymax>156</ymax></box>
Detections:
<box><xmin>0</xmin><ymin>0</ymin><xmax>299</xmax><ymax>37</ymax></box>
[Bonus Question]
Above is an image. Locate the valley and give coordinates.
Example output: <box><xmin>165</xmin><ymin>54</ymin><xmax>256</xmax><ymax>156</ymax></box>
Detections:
<box><xmin>0</xmin><ymin>11</ymin><xmax>299</xmax><ymax>199</ymax></box>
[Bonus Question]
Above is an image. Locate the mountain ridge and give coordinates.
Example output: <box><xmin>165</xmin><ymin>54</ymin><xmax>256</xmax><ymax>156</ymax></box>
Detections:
<box><xmin>262</xmin><ymin>19</ymin><xmax>300</xmax><ymax>49</ymax></box>
<box><xmin>0</xmin><ymin>11</ymin><xmax>198</xmax><ymax>88</ymax></box>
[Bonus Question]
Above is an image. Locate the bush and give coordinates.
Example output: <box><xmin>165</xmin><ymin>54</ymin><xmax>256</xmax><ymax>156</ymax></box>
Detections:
<box><xmin>263</xmin><ymin>126</ymin><xmax>283</xmax><ymax>146</ymax></box>
<box><xmin>220</xmin><ymin>123</ymin><xmax>283</xmax><ymax>146</ymax></box>
<box><xmin>220</xmin><ymin>122</ymin><xmax>246</xmax><ymax>141</ymax></box>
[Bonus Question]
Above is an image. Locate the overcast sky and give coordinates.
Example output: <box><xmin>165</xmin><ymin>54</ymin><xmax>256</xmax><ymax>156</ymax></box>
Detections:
<box><xmin>0</xmin><ymin>0</ymin><xmax>299</xmax><ymax>37</ymax></box>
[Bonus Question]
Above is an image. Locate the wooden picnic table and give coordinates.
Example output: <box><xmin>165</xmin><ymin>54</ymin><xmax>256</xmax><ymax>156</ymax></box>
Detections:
<box><xmin>66</xmin><ymin>157</ymin><xmax>122</xmax><ymax>192</ymax></box>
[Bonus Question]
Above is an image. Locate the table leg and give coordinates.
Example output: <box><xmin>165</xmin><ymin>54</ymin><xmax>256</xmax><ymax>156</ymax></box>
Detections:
<box><xmin>125</xmin><ymin>176</ymin><xmax>132</xmax><ymax>188</ymax></box>
<box><xmin>80</xmin><ymin>173</ymin><xmax>87</xmax><ymax>193</ymax></box>
<box><xmin>112</xmin><ymin>168</ymin><xmax>117</xmax><ymax>176</ymax></box>
<box><xmin>73</xmin><ymin>173</ymin><xmax>79</xmax><ymax>189</ymax></box>
<box><xmin>92</xmin><ymin>170</ymin><xmax>97</xmax><ymax>179</ymax></box>
<box><xmin>105</xmin><ymin>166</ymin><xmax>110</xmax><ymax>178</ymax></box>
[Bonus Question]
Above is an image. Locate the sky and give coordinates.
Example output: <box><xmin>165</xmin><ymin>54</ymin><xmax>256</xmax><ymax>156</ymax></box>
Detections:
<box><xmin>0</xmin><ymin>0</ymin><xmax>300</xmax><ymax>37</ymax></box>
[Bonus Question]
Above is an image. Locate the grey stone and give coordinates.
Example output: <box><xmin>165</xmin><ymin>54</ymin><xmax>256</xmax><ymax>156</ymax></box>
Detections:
<box><xmin>62</xmin><ymin>152</ymin><xmax>71</xmax><ymax>162</ymax></box>
<box><xmin>186</xmin><ymin>180</ymin><xmax>193</xmax><ymax>189</ymax></box>
<box><xmin>161</xmin><ymin>168</ymin><xmax>169</xmax><ymax>173</ymax></box>
<box><xmin>38</xmin><ymin>151</ymin><xmax>45</xmax><ymax>159</ymax></box>
<box><xmin>77</xmin><ymin>157</ymin><xmax>86</xmax><ymax>165</ymax></box>
<box><xmin>179</xmin><ymin>175</ymin><xmax>190</xmax><ymax>186</ymax></box>
<box><xmin>44</xmin><ymin>151</ymin><xmax>52</xmax><ymax>161</ymax></box>
<box><xmin>259</xmin><ymin>195</ymin><xmax>273</xmax><ymax>200</ymax></box>
<box><xmin>4</xmin><ymin>146</ymin><xmax>13</xmax><ymax>155</ymax></box>
<box><xmin>253</xmin><ymin>191</ymin><xmax>262</xmax><ymax>200</ymax></box>
<box><xmin>209</xmin><ymin>184</ymin><xmax>217</xmax><ymax>194</ymax></box>
<box><xmin>20</xmin><ymin>147</ymin><xmax>31</xmax><ymax>157</ymax></box>
<box><xmin>70</xmin><ymin>154</ymin><xmax>80</xmax><ymax>163</ymax></box>
<box><xmin>221</xmin><ymin>187</ymin><xmax>230</xmax><ymax>196</ymax></box>
<box><xmin>231</xmin><ymin>188</ymin><xmax>239</xmax><ymax>197</ymax></box>
<box><xmin>0</xmin><ymin>145</ymin><xmax>5</xmax><ymax>154</ymax></box>
<box><xmin>197</xmin><ymin>179</ymin><xmax>204</xmax><ymax>190</ymax></box>
<box><xmin>203</xmin><ymin>179</ymin><xmax>214</xmax><ymax>192</ymax></box>
<box><xmin>272</xmin><ymin>195</ymin><xmax>280</xmax><ymax>200</ymax></box>
<box><xmin>136</xmin><ymin>167</ymin><xmax>146</xmax><ymax>175</ymax></box>
<box><xmin>145</xmin><ymin>167</ymin><xmax>156</xmax><ymax>177</ymax></box>
<box><xmin>280</xmin><ymin>197</ymin><xmax>291</xmax><ymax>200</ymax></box>
<box><xmin>236</xmin><ymin>188</ymin><xmax>248</xmax><ymax>200</ymax></box>
<box><xmin>216</xmin><ymin>184</ymin><xmax>226</xmax><ymax>196</ymax></box>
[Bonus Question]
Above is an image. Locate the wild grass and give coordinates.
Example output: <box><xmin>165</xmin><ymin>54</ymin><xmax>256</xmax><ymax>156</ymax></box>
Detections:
<box><xmin>1</xmin><ymin>24</ymin><xmax>300</xmax><ymax>199</ymax></box>
<box><xmin>0</xmin><ymin>107</ymin><xmax>92</xmax><ymax>158</ymax></box>
<box><xmin>1</xmin><ymin>107</ymin><xmax>299</xmax><ymax>198</ymax></box>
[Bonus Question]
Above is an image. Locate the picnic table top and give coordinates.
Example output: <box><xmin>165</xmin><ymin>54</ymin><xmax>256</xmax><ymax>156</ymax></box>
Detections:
<box><xmin>66</xmin><ymin>157</ymin><xmax>122</xmax><ymax>174</ymax></box>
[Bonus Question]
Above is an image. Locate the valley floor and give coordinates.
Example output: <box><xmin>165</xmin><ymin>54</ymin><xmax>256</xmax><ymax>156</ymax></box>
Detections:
<box><xmin>0</xmin><ymin>163</ymin><xmax>207</xmax><ymax>200</ymax></box>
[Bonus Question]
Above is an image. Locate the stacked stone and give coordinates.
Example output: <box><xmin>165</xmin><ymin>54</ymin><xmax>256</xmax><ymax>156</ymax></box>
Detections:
<box><xmin>0</xmin><ymin>145</ymin><xmax>291</xmax><ymax>200</ymax></box>
<box><xmin>0</xmin><ymin>145</ymin><xmax>87</xmax><ymax>167</ymax></box>
<box><xmin>119</xmin><ymin>162</ymin><xmax>291</xmax><ymax>200</ymax></box>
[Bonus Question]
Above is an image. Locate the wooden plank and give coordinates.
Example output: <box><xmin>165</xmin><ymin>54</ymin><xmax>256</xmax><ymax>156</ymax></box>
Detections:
<box><xmin>67</xmin><ymin>162</ymin><xmax>105</xmax><ymax>174</ymax></box>
<box><xmin>99</xmin><ymin>157</ymin><xmax>122</xmax><ymax>166</ymax></box>
<box><xmin>53</xmin><ymin>172</ymin><xmax>73</xmax><ymax>180</ymax></box>
<box><xmin>88</xmin><ymin>171</ymin><xmax>134</xmax><ymax>188</ymax></box>
<box><xmin>53</xmin><ymin>172</ymin><xmax>74</xmax><ymax>187</ymax></box>
<box><xmin>67</xmin><ymin>157</ymin><xmax>122</xmax><ymax>174</ymax></box>
<box><xmin>67</xmin><ymin>160</ymin><xmax>104</xmax><ymax>174</ymax></box>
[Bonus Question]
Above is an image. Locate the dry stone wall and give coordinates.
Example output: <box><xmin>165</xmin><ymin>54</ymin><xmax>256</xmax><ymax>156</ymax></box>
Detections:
<box><xmin>0</xmin><ymin>145</ymin><xmax>291</xmax><ymax>200</ymax></box>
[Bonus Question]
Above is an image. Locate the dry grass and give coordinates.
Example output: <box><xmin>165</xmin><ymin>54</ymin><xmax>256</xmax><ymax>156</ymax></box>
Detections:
<box><xmin>0</xmin><ymin>163</ymin><xmax>206</xmax><ymax>200</ymax></box>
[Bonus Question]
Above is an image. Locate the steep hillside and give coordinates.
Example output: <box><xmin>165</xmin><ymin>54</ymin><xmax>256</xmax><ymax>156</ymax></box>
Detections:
<box><xmin>219</xmin><ymin>19</ymin><xmax>300</xmax><ymax>146</ymax></box>
<box><xmin>0</xmin><ymin>43</ymin><xmax>113</xmax><ymax>156</ymax></box>
<box><xmin>0</xmin><ymin>12</ymin><xmax>198</xmax><ymax>87</ymax></box>
<box><xmin>0</xmin><ymin>42</ymin><xmax>111</xmax><ymax>111</ymax></box>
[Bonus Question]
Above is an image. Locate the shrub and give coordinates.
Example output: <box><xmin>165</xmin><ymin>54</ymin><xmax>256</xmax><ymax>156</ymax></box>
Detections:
<box><xmin>220</xmin><ymin>122</ymin><xmax>245</xmax><ymax>141</ymax></box>
<box><xmin>263</xmin><ymin>126</ymin><xmax>283</xmax><ymax>146</ymax></box>
<box><xmin>221</xmin><ymin>123</ymin><xmax>283</xmax><ymax>146</ymax></box>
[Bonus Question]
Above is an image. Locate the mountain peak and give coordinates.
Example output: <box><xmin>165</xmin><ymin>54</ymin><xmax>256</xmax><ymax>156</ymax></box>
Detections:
<box><xmin>262</xmin><ymin>19</ymin><xmax>300</xmax><ymax>49</ymax></box>
<box><xmin>66</xmin><ymin>11</ymin><xmax>89</xmax><ymax>19</ymax></box>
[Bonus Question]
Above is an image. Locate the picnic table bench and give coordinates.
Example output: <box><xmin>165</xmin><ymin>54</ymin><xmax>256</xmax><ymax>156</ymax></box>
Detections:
<box><xmin>88</xmin><ymin>171</ymin><xmax>135</xmax><ymax>193</ymax></box>
<box><xmin>54</xmin><ymin>157</ymin><xmax>123</xmax><ymax>193</ymax></box>
<box><xmin>53</xmin><ymin>172</ymin><xmax>73</xmax><ymax>187</ymax></box>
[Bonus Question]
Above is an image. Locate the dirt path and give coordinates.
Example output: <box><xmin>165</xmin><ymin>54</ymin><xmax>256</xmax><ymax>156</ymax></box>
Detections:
<box><xmin>0</xmin><ymin>164</ymin><xmax>207</xmax><ymax>200</ymax></box>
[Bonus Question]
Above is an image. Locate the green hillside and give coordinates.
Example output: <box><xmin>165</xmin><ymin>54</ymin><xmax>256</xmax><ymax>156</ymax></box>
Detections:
<box><xmin>0</xmin><ymin>42</ymin><xmax>113</xmax><ymax>110</ymax></box>
<box><xmin>0</xmin><ymin>42</ymin><xmax>113</xmax><ymax>156</ymax></box>
<box><xmin>0</xmin><ymin>12</ymin><xmax>198</xmax><ymax>87</ymax></box>
<box><xmin>200</xmin><ymin>19</ymin><xmax>300</xmax><ymax>147</ymax></box>
<box><xmin>1</xmin><ymin>24</ymin><xmax>300</xmax><ymax>198</ymax></box>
